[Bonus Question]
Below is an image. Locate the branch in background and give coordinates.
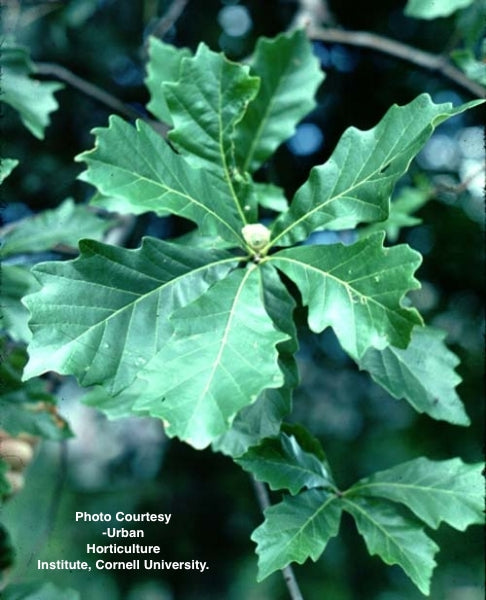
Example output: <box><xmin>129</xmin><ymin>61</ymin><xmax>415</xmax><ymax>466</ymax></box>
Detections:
<box><xmin>308</xmin><ymin>26</ymin><xmax>485</xmax><ymax>98</ymax></box>
<box><xmin>146</xmin><ymin>0</ymin><xmax>190</xmax><ymax>41</ymax></box>
<box><xmin>251</xmin><ymin>478</ymin><xmax>305</xmax><ymax>600</ymax></box>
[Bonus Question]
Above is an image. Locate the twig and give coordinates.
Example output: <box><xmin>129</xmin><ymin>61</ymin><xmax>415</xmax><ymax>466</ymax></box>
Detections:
<box><xmin>251</xmin><ymin>478</ymin><xmax>305</xmax><ymax>600</ymax></box>
<box><xmin>34</xmin><ymin>62</ymin><xmax>147</xmax><ymax>123</ymax></box>
<box><xmin>147</xmin><ymin>0</ymin><xmax>189</xmax><ymax>41</ymax></box>
<box><xmin>308</xmin><ymin>26</ymin><xmax>486</xmax><ymax>98</ymax></box>
<box><xmin>292</xmin><ymin>0</ymin><xmax>335</xmax><ymax>28</ymax></box>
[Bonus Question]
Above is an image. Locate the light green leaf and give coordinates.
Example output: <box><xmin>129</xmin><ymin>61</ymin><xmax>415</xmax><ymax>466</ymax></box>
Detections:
<box><xmin>0</xmin><ymin>343</ymin><xmax>71</xmax><ymax>440</ymax></box>
<box><xmin>76</xmin><ymin>116</ymin><xmax>245</xmax><ymax>246</ymax></box>
<box><xmin>1</xmin><ymin>266</ymin><xmax>38</xmax><ymax>343</ymax></box>
<box><xmin>235</xmin><ymin>29</ymin><xmax>324</xmax><ymax>173</ymax></box>
<box><xmin>270</xmin><ymin>95</ymin><xmax>483</xmax><ymax>247</ymax></box>
<box><xmin>0</xmin><ymin>199</ymin><xmax>113</xmax><ymax>258</ymax></box>
<box><xmin>145</xmin><ymin>37</ymin><xmax>191</xmax><ymax>124</ymax></box>
<box><xmin>269</xmin><ymin>232</ymin><xmax>422</xmax><ymax>359</ymax></box>
<box><xmin>451</xmin><ymin>49</ymin><xmax>486</xmax><ymax>85</ymax></box>
<box><xmin>212</xmin><ymin>264</ymin><xmax>298</xmax><ymax>456</ymax></box>
<box><xmin>342</xmin><ymin>497</ymin><xmax>439</xmax><ymax>595</ymax></box>
<box><xmin>0</xmin><ymin>46</ymin><xmax>62</xmax><ymax>139</ymax></box>
<box><xmin>0</xmin><ymin>158</ymin><xmax>19</xmax><ymax>183</ymax></box>
<box><xmin>348</xmin><ymin>457</ymin><xmax>484</xmax><ymax>530</ymax></box>
<box><xmin>359</xmin><ymin>326</ymin><xmax>469</xmax><ymax>425</ymax></box>
<box><xmin>252</xmin><ymin>489</ymin><xmax>342</xmax><ymax>580</ymax></box>
<box><xmin>405</xmin><ymin>0</ymin><xmax>475</xmax><ymax>19</ymax></box>
<box><xmin>1</xmin><ymin>582</ymin><xmax>80</xmax><ymax>600</ymax></box>
<box><xmin>251</xmin><ymin>182</ymin><xmax>289</xmax><ymax>213</ymax></box>
<box><xmin>236</xmin><ymin>432</ymin><xmax>332</xmax><ymax>494</ymax></box>
<box><xmin>133</xmin><ymin>266</ymin><xmax>289</xmax><ymax>448</ymax></box>
<box><xmin>165</xmin><ymin>43</ymin><xmax>260</xmax><ymax>172</ymax></box>
<box><xmin>22</xmin><ymin>239</ymin><xmax>237</xmax><ymax>396</ymax></box>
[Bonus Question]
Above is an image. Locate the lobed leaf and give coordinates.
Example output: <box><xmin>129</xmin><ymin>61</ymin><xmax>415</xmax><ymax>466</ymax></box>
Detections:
<box><xmin>133</xmin><ymin>266</ymin><xmax>289</xmax><ymax>448</ymax></box>
<box><xmin>76</xmin><ymin>116</ymin><xmax>245</xmax><ymax>245</ymax></box>
<box><xmin>342</xmin><ymin>497</ymin><xmax>439</xmax><ymax>595</ymax></box>
<box><xmin>23</xmin><ymin>238</ymin><xmax>237</xmax><ymax>396</ymax></box>
<box><xmin>269</xmin><ymin>232</ymin><xmax>422</xmax><ymax>359</ymax></box>
<box><xmin>348</xmin><ymin>457</ymin><xmax>484</xmax><ymax>530</ymax></box>
<box><xmin>234</xmin><ymin>29</ymin><xmax>325</xmax><ymax>173</ymax></box>
<box><xmin>359</xmin><ymin>326</ymin><xmax>470</xmax><ymax>425</ymax></box>
<box><xmin>252</xmin><ymin>489</ymin><xmax>342</xmax><ymax>580</ymax></box>
<box><xmin>145</xmin><ymin>37</ymin><xmax>191</xmax><ymax>125</ymax></box>
<box><xmin>270</xmin><ymin>95</ymin><xmax>483</xmax><ymax>247</ymax></box>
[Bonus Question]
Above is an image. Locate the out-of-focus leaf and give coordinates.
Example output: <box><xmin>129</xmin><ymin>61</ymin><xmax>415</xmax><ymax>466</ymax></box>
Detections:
<box><xmin>0</xmin><ymin>159</ymin><xmax>19</xmax><ymax>184</ymax></box>
<box><xmin>0</xmin><ymin>199</ymin><xmax>113</xmax><ymax>258</ymax></box>
<box><xmin>451</xmin><ymin>49</ymin><xmax>486</xmax><ymax>85</ymax></box>
<box><xmin>405</xmin><ymin>0</ymin><xmax>476</xmax><ymax>19</ymax></box>
<box><xmin>1</xmin><ymin>266</ymin><xmax>38</xmax><ymax>343</ymax></box>
<box><xmin>1</xmin><ymin>582</ymin><xmax>80</xmax><ymax>600</ymax></box>
<box><xmin>359</xmin><ymin>326</ymin><xmax>469</xmax><ymax>425</ymax></box>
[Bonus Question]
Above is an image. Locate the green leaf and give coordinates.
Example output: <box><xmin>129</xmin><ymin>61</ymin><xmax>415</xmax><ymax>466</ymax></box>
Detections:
<box><xmin>0</xmin><ymin>159</ymin><xmax>19</xmax><ymax>183</ymax></box>
<box><xmin>0</xmin><ymin>343</ymin><xmax>71</xmax><ymax>440</ymax></box>
<box><xmin>359</xmin><ymin>184</ymin><xmax>430</xmax><ymax>243</ymax></box>
<box><xmin>236</xmin><ymin>432</ymin><xmax>332</xmax><ymax>494</ymax></box>
<box><xmin>76</xmin><ymin>116</ymin><xmax>245</xmax><ymax>246</ymax></box>
<box><xmin>270</xmin><ymin>95</ymin><xmax>483</xmax><ymax>247</ymax></box>
<box><xmin>342</xmin><ymin>497</ymin><xmax>438</xmax><ymax>595</ymax></box>
<box><xmin>133</xmin><ymin>266</ymin><xmax>289</xmax><ymax>448</ymax></box>
<box><xmin>451</xmin><ymin>49</ymin><xmax>486</xmax><ymax>85</ymax></box>
<box><xmin>0</xmin><ymin>461</ymin><xmax>12</xmax><ymax>497</ymax></box>
<box><xmin>359</xmin><ymin>326</ymin><xmax>470</xmax><ymax>425</ymax></box>
<box><xmin>348</xmin><ymin>457</ymin><xmax>484</xmax><ymax>530</ymax></box>
<box><xmin>145</xmin><ymin>37</ymin><xmax>191</xmax><ymax>124</ymax></box>
<box><xmin>235</xmin><ymin>29</ymin><xmax>324</xmax><ymax>173</ymax></box>
<box><xmin>0</xmin><ymin>199</ymin><xmax>113</xmax><ymax>258</ymax></box>
<box><xmin>405</xmin><ymin>0</ymin><xmax>475</xmax><ymax>19</ymax></box>
<box><xmin>212</xmin><ymin>264</ymin><xmax>298</xmax><ymax>456</ymax></box>
<box><xmin>165</xmin><ymin>43</ymin><xmax>260</xmax><ymax>173</ymax></box>
<box><xmin>1</xmin><ymin>582</ymin><xmax>81</xmax><ymax>600</ymax></box>
<box><xmin>252</xmin><ymin>182</ymin><xmax>289</xmax><ymax>213</ymax></box>
<box><xmin>269</xmin><ymin>232</ymin><xmax>422</xmax><ymax>359</ymax></box>
<box><xmin>0</xmin><ymin>46</ymin><xmax>62</xmax><ymax>139</ymax></box>
<box><xmin>22</xmin><ymin>239</ymin><xmax>238</xmax><ymax>397</ymax></box>
<box><xmin>1</xmin><ymin>266</ymin><xmax>38</xmax><ymax>343</ymax></box>
<box><xmin>252</xmin><ymin>489</ymin><xmax>342</xmax><ymax>580</ymax></box>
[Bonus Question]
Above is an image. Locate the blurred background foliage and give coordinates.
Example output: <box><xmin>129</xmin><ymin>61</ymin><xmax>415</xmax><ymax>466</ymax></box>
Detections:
<box><xmin>0</xmin><ymin>0</ymin><xmax>484</xmax><ymax>599</ymax></box>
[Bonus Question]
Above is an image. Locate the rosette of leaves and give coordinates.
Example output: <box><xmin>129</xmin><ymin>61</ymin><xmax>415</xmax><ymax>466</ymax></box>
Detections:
<box><xmin>21</xmin><ymin>30</ymin><xmax>484</xmax><ymax>593</ymax></box>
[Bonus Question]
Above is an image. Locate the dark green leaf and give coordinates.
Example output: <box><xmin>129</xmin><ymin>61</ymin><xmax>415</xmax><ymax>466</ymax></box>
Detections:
<box><xmin>252</xmin><ymin>489</ymin><xmax>342</xmax><ymax>580</ymax></box>
<box><xmin>1</xmin><ymin>582</ymin><xmax>80</xmax><ymax>600</ymax></box>
<box><xmin>359</xmin><ymin>326</ymin><xmax>469</xmax><ymax>425</ymax></box>
<box><xmin>342</xmin><ymin>497</ymin><xmax>439</xmax><ymax>595</ymax></box>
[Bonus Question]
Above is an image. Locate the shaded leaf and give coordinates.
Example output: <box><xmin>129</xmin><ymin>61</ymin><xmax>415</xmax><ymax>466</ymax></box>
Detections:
<box><xmin>235</xmin><ymin>29</ymin><xmax>324</xmax><ymax>173</ymax></box>
<box><xmin>133</xmin><ymin>266</ymin><xmax>289</xmax><ymax>448</ymax></box>
<box><xmin>270</xmin><ymin>232</ymin><xmax>422</xmax><ymax>359</ymax></box>
<box><xmin>271</xmin><ymin>95</ymin><xmax>483</xmax><ymax>247</ymax></box>
<box><xmin>451</xmin><ymin>49</ymin><xmax>486</xmax><ymax>85</ymax></box>
<box><xmin>342</xmin><ymin>497</ymin><xmax>438</xmax><ymax>595</ymax></box>
<box><xmin>359</xmin><ymin>326</ymin><xmax>469</xmax><ymax>425</ymax></box>
<box><xmin>23</xmin><ymin>239</ymin><xmax>237</xmax><ymax>397</ymax></box>
<box><xmin>1</xmin><ymin>582</ymin><xmax>80</xmax><ymax>600</ymax></box>
<box><xmin>252</xmin><ymin>489</ymin><xmax>342</xmax><ymax>580</ymax></box>
<box><xmin>145</xmin><ymin>37</ymin><xmax>191</xmax><ymax>124</ymax></box>
<box><xmin>236</xmin><ymin>431</ymin><xmax>332</xmax><ymax>494</ymax></box>
<box><xmin>405</xmin><ymin>0</ymin><xmax>475</xmax><ymax>19</ymax></box>
<box><xmin>0</xmin><ymin>199</ymin><xmax>113</xmax><ymax>258</ymax></box>
<box><xmin>348</xmin><ymin>457</ymin><xmax>484</xmax><ymax>530</ymax></box>
<box><xmin>0</xmin><ymin>159</ymin><xmax>19</xmax><ymax>184</ymax></box>
<box><xmin>76</xmin><ymin>116</ymin><xmax>245</xmax><ymax>245</ymax></box>
<box><xmin>0</xmin><ymin>461</ymin><xmax>12</xmax><ymax>497</ymax></box>
<box><xmin>0</xmin><ymin>46</ymin><xmax>62</xmax><ymax>139</ymax></box>
<box><xmin>1</xmin><ymin>266</ymin><xmax>38</xmax><ymax>343</ymax></box>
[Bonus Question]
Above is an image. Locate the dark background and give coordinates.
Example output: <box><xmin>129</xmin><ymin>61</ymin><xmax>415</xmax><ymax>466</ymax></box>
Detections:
<box><xmin>1</xmin><ymin>1</ymin><xmax>484</xmax><ymax>599</ymax></box>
